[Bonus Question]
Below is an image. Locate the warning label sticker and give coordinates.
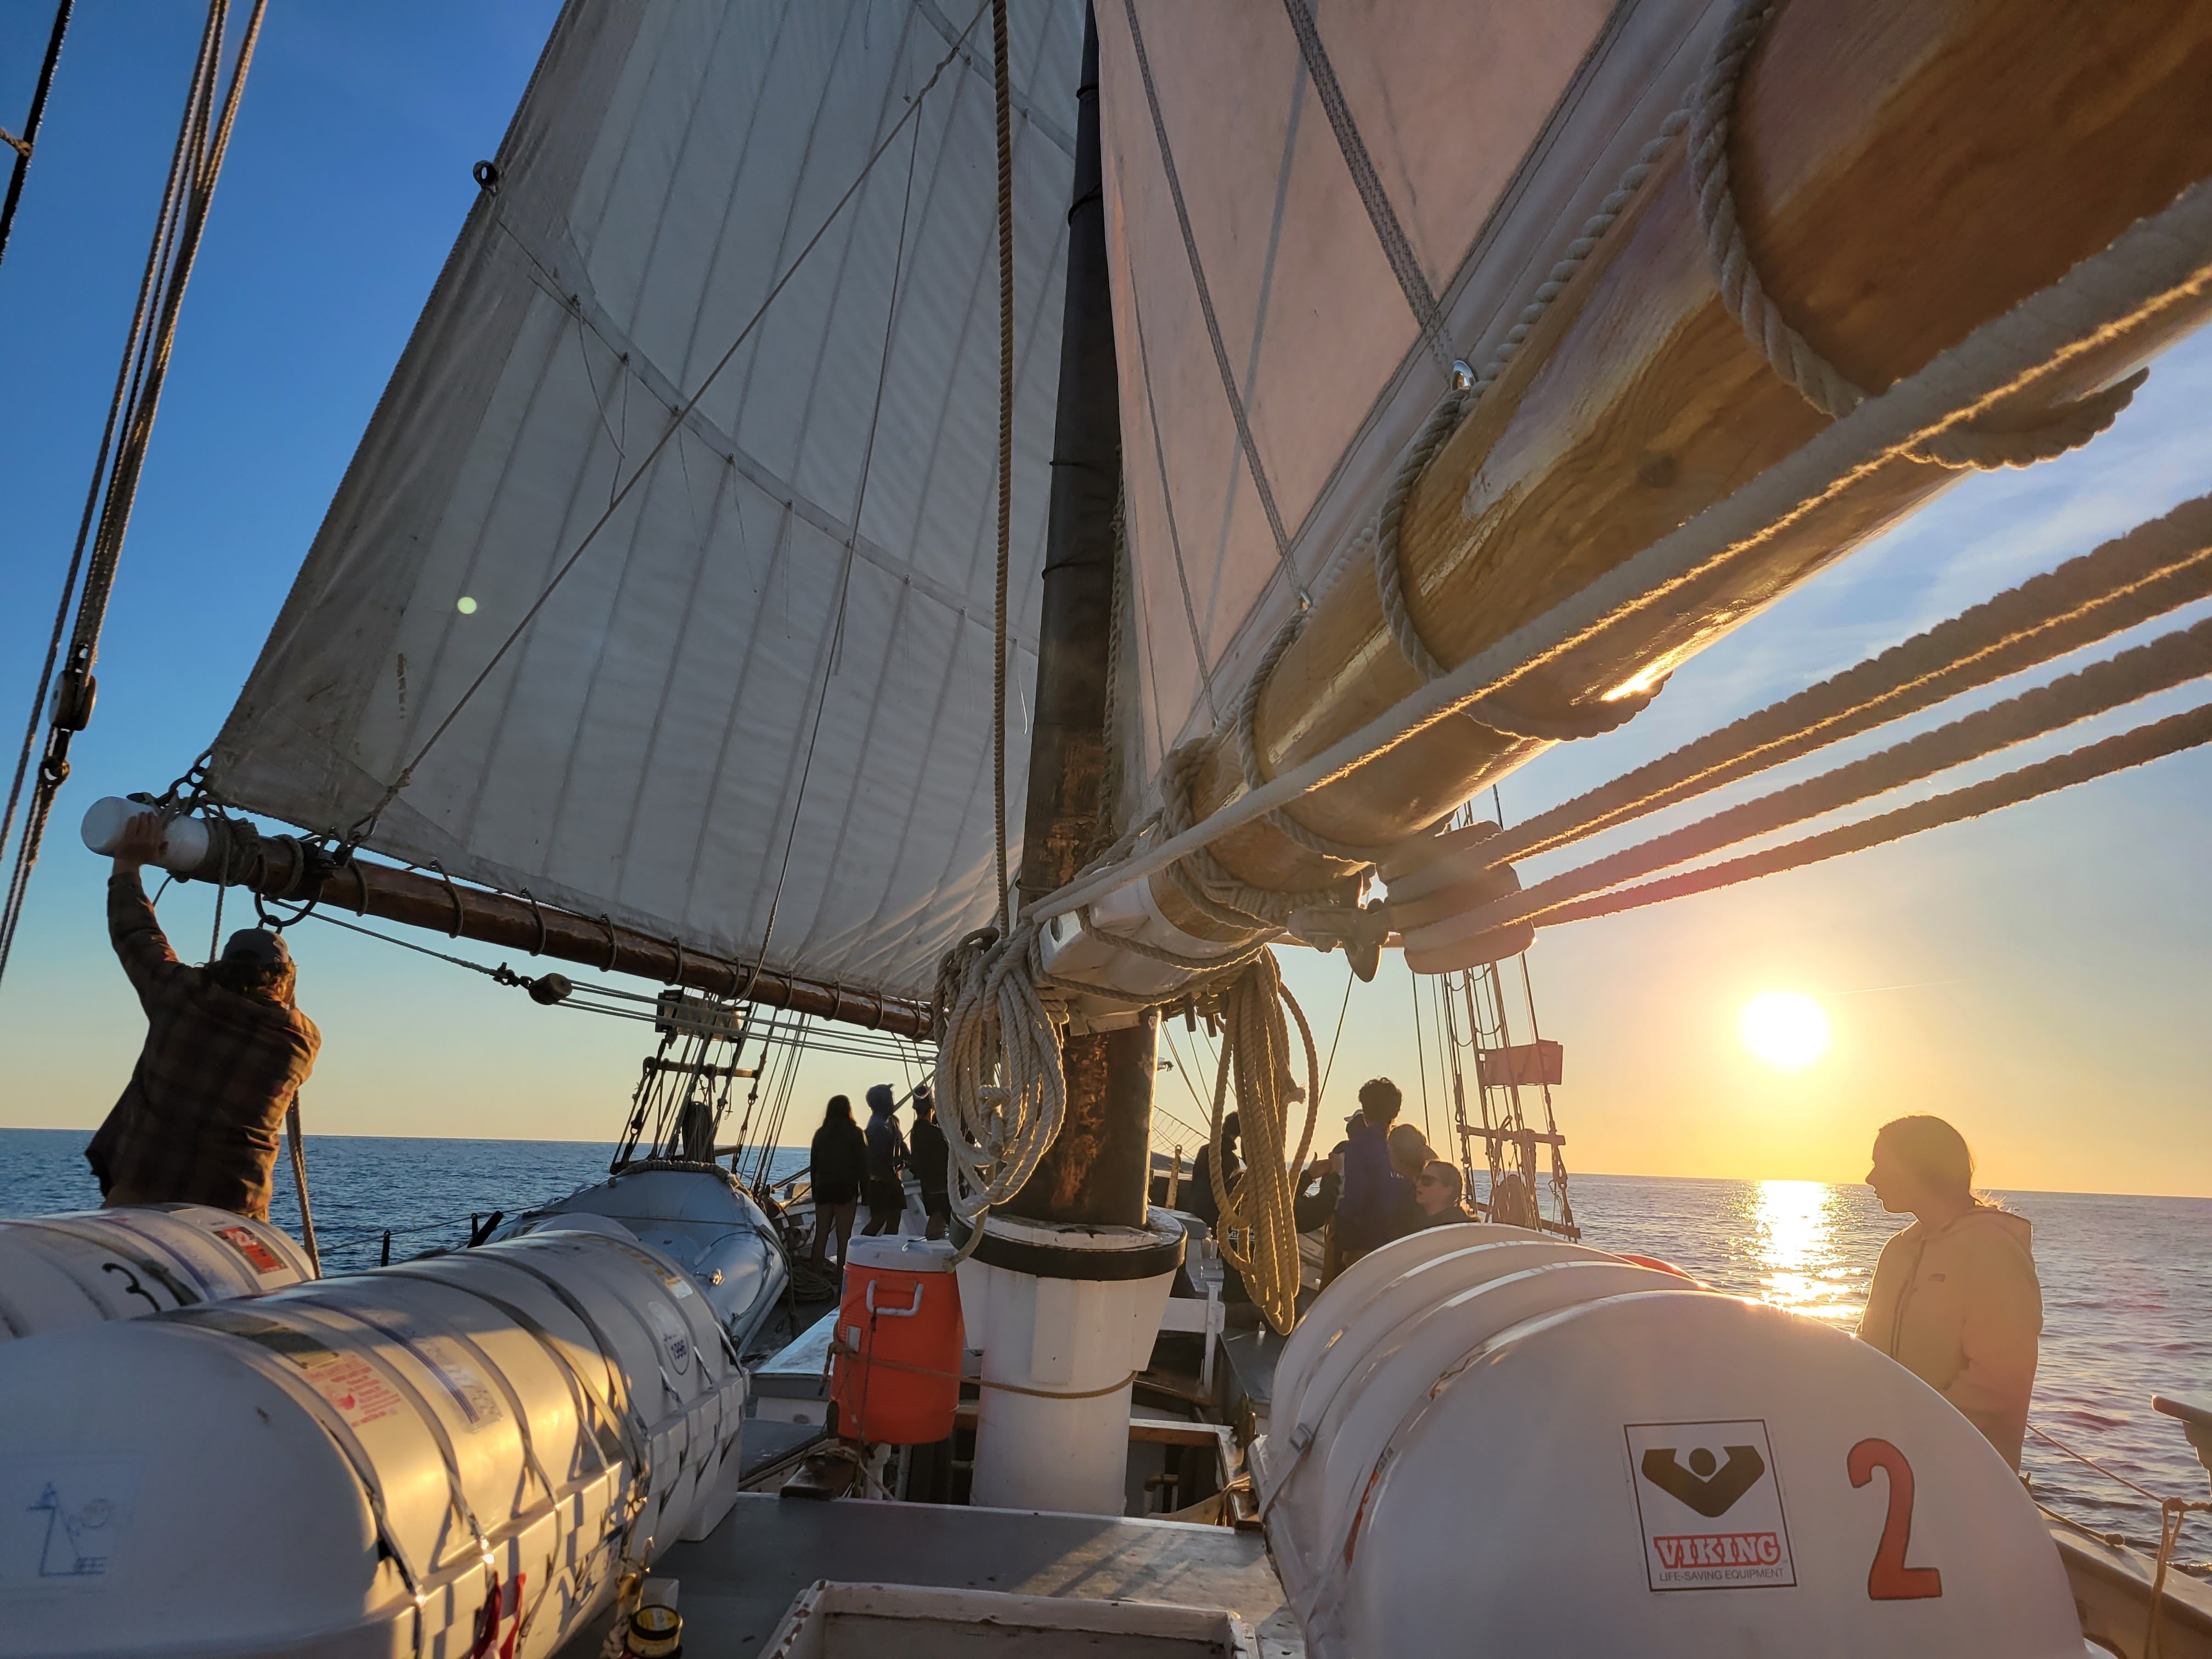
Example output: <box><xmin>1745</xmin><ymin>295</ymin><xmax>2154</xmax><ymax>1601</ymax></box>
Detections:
<box><xmin>1625</xmin><ymin>1419</ymin><xmax>1796</xmax><ymax>1591</ymax></box>
<box><xmin>213</xmin><ymin>1225</ymin><xmax>286</xmax><ymax>1276</ymax></box>
<box><xmin>298</xmin><ymin>1352</ymin><xmax>404</xmax><ymax>1430</ymax></box>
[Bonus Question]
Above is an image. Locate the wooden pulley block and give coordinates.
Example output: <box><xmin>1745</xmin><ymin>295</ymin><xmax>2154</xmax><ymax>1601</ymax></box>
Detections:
<box><xmin>1379</xmin><ymin>821</ymin><xmax>1536</xmax><ymax>972</ymax></box>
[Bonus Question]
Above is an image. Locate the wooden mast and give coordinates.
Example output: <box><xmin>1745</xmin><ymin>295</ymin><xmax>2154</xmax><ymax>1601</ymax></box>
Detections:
<box><xmin>1153</xmin><ymin>0</ymin><xmax>2212</xmax><ymax>932</ymax></box>
<box><xmin>1005</xmin><ymin>7</ymin><xmax>1158</xmax><ymax>1229</ymax></box>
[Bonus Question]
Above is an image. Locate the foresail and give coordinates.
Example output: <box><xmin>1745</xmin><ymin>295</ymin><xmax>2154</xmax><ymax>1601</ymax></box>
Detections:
<box><xmin>211</xmin><ymin>0</ymin><xmax>1085</xmax><ymax>1003</ymax></box>
<box><xmin>1096</xmin><ymin>0</ymin><xmax>1717</xmax><ymax>795</ymax></box>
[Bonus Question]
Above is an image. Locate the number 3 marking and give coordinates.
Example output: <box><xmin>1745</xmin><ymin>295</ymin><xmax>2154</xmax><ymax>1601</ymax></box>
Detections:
<box><xmin>101</xmin><ymin>1260</ymin><xmax>163</xmax><ymax>1314</ymax></box>
<box><xmin>1848</xmin><ymin>1437</ymin><xmax>1944</xmax><ymax>1600</ymax></box>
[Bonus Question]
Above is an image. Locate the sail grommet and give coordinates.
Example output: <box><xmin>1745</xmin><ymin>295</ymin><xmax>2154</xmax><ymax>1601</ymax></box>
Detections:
<box><xmin>472</xmin><ymin>159</ymin><xmax>500</xmax><ymax>195</ymax></box>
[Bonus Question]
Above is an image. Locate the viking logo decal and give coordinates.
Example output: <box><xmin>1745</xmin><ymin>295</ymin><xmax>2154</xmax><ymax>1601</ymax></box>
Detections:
<box><xmin>1639</xmin><ymin>1444</ymin><xmax>1767</xmax><ymax>1517</ymax></box>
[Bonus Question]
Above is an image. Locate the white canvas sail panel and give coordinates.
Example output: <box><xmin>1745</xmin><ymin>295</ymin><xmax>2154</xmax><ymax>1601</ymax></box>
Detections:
<box><xmin>210</xmin><ymin>0</ymin><xmax>1086</xmax><ymax>1002</ymax></box>
<box><xmin>1095</xmin><ymin>0</ymin><xmax>1724</xmax><ymax>793</ymax></box>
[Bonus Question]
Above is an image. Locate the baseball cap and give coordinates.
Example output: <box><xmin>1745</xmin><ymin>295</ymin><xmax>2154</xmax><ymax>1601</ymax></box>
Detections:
<box><xmin>221</xmin><ymin>928</ymin><xmax>291</xmax><ymax>969</ymax></box>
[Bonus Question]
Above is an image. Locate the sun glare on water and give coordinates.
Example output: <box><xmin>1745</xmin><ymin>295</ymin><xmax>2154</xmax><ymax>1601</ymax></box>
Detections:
<box><xmin>1739</xmin><ymin>991</ymin><xmax>1830</xmax><ymax>1070</ymax></box>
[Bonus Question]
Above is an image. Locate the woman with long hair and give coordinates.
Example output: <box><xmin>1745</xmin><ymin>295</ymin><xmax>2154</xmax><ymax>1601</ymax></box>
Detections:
<box><xmin>808</xmin><ymin>1094</ymin><xmax>868</xmax><ymax>1271</ymax></box>
<box><xmin>1859</xmin><ymin>1115</ymin><xmax>2042</xmax><ymax>1468</ymax></box>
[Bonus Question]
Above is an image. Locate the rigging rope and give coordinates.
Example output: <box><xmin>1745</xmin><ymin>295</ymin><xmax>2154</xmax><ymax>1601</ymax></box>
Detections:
<box><xmin>1489</xmin><ymin>494</ymin><xmax>2212</xmax><ymax>870</ymax></box>
<box><xmin>0</xmin><ymin>0</ymin><xmax>75</xmax><ymax>270</ymax></box>
<box><xmin>0</xmin><ymin>0</ymin><xmax>266</xmax><ymax>989</ymax></box>
<box><xmin>1520</xmin><ymin>699</ymin><xmax>2212</xmax><ymax>934</ymax></box>
<box><xmin>1423</xmin><ymin>616</ymin><xmax>2212</xmax><ymax>950</ymax></box>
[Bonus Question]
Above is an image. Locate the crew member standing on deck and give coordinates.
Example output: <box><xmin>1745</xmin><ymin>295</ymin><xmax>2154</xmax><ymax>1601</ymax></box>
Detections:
<box><xmin>861</xmin><ymin>1082</ymin><xmax>909</xmax><ymax>1236</ymax></box>
<box><xmin>86</xmin><ymin>812</ymin><xmax>320</xmax><ymax>1221</ymax></box>
<box><xmin>907</xmin><ymin>1084</ymin><xmax>952</xmax><ymax>1240</ymax></box>
<box><xmin>1333</xmin><ymin>1078</ymin><xmax>1410</xmax><ymax>1267</ymax></box>
<box><xmin>1859</xmin><ymin>1114</ymin><xmax>2043</xmax><ymax>1469</ymax></box>
<box><xmin>808</xmin><ymin>1096</ymin><xmax>867</xmax><ymax>1270</ymax></box>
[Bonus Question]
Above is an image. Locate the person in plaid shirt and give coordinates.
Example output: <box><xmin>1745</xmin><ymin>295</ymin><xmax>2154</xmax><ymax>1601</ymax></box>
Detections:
<box><xmin>84</xmin><ymin>812</ymin><xmax>321</xmax><ymax>1220</ymax></box>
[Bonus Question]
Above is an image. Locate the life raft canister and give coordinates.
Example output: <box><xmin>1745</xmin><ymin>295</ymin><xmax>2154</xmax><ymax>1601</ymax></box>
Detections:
<box><xmin>831</xmin><ymin>1233</ymin><xmax>964</xmax><ymax>1443</ymax></box>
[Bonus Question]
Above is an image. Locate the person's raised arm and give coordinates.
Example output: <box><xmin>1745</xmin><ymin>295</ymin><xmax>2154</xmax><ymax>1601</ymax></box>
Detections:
<box><xmin>108</xmin><ymin>812</ymin><xmax>184</xmax><ymax>1003</ymax></box>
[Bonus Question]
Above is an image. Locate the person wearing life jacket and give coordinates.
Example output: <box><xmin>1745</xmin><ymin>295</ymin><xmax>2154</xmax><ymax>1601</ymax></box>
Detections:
<box><xmin>86</xmin><ymin>812</ymin><xmax>320</xmax><ymax>1221</ymax></box>
<box><xmin>1858</xmin><ymin>1114</ymin><xmax>2042</xmax><ymax>1469</ymax></box>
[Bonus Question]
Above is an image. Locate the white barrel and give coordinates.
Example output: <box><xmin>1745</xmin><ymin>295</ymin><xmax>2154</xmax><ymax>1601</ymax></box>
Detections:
<box><xmin>957</xmin><ymin>1208</ymin><xmax>1185</xmax><ymax>1515</ymax></box>
<box><xmin>79</xmin><ymin>797</ymin><xmax>208</xmax><ymax>873</ymax></box>
<box><xmin>0</xmin><ymin>1206</ymin><xmax>314</xmax><ymax>1341</ymax></box>
<box><xmin>1254</xmin><ymin>1235</ymin><xmax>2080</xmax><ymax>1658</ymax></box>
<box><xmin>0</xmin><ymin>1227</ymin><xmax>747</xmax><ymax>1658</ymax></box>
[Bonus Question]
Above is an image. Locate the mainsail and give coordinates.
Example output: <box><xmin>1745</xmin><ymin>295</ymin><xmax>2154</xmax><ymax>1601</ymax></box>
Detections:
<box><xmin>209</xmin><ymin>0</ymin><xmax>1085</xmax><ymax>1005</ymax></box>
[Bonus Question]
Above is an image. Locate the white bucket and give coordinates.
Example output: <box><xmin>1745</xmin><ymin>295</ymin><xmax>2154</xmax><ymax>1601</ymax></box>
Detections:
<box><xmin>0</xmin><ymin>1205</ymin><xmax>314</xmax><ymax>1341</ymax></box>
<box><xmin>1255</xmin><ymin>1241</ymin><xmax>2080</xmax><ymax>1658</ymax></box>
<box><xmin>0</xmin><ymin>1227</ymin><xmax>747</xmax><ymax>1658</ymax></box>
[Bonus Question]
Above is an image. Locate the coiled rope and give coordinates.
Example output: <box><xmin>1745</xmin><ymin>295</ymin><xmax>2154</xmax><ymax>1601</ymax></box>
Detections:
<box><xmin>1199</xmin><ymin>950</ymin><xmax>1319</xmax><ymax>1334</ymax></box>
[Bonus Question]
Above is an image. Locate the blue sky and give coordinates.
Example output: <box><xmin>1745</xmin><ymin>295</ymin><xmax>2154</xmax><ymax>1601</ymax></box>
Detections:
<box><xmin>2</xmin><ymin>5</ymin><xmax>2208</xmax><ymax>1195</ymax></box>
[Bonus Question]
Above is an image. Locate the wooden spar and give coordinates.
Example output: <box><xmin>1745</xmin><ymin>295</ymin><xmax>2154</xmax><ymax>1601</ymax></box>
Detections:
<box><xmin>1157</xmin><ymin>0</ymin><xmax>2212</xmax><ymax>928</ymax></box>
<box><xmin>190</xmin><ymin>825</ymin><xmax>934</xmax><ymax>1039</ymax></box>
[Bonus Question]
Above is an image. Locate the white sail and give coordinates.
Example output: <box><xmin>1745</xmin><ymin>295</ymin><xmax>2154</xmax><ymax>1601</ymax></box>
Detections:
<box><xmin>210</xmin><ymin>0</ymin><xmax>1086</xmax><ymax>1003</ymax></box>
<box><xmin>1096</xmin><ymin>0</ymin><xmax>1722</xmax><ymax>785</ymax></box>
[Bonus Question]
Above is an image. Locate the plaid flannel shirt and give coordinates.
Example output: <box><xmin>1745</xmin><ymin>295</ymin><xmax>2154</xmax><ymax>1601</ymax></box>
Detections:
<box><xmin>85</xmin><ymin>870</ymin><xmax>320</xmax><ymax>1220</ymax></box>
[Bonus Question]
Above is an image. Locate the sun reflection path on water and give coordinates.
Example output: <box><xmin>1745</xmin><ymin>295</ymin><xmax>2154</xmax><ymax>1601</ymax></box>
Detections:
<box><xmin>1744</xmin><ymin>1180</ymin><xmax>1865</xmax><ymax>1327</ymax></box>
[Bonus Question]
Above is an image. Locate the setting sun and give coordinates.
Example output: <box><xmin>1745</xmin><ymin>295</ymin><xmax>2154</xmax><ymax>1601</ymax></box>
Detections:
<box><xmin>1740</xmin><ymin>991</ymin><xmax>1831</xmax><ymax>1071</ymax></box>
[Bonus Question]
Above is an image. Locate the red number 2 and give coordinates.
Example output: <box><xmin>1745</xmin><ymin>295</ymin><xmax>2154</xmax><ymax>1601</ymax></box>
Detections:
<box><xmin>1848</xmin><ymin>1438</ymin><xmax>1944</xmax><ymax>1600</ymax></box>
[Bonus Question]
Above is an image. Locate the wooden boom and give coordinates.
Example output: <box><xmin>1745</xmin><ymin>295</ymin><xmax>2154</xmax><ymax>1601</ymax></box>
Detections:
<box><xmin>181</xmin><ymin>819</ymin><xmax>934</xmax><ymax>1038</ymax></box>
<box><xmin>1159</xmin><ymin>0</ymin><xmax>2212</xmax><ymax>933</ymax></box>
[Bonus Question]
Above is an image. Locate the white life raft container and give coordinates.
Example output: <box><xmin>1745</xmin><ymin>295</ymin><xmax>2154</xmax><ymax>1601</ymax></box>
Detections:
<box><xmin>0</xmin><ymin>1205</ymin><xmax>314</xmax><ymax>1340</ymax></box>
<box><xmin>0</xmin><ymin>1224</ymin><xmax>747</xmax><ymax>1658</ymax></box>
<box><xmin>1253</xmin><ymin>1224</ymin><xmax>2080</xmax><ymax>1658</ymax></box>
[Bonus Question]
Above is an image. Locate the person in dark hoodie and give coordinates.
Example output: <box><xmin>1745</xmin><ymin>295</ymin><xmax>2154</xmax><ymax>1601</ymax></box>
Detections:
<box><xmin>861</xmin><ymin>1082</ymin><xmax>909</xmax><ymax>1236</ymax></box>
<box><xmin>86</xmin><ymin>812</ymin><xmax>320</xmax><ymax>1220</ymax></box>
<box><xmin>1859</xmin><ymin>1114</ymin><xmax>2042</xmax><ymax>1469</ymax></box>
<box><xmin>906</xmin><ymin>1083</ymin><xmax>952</xmax><ymax>1240</ymax></box>
<box><xmin>807</xmin><ymin>1096</ymin><xmax>868</xmax><ymax>1269</ymax></box>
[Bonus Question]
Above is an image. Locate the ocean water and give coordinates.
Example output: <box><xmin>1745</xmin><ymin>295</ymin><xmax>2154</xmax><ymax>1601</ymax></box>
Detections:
<box><xmin>2</xmin><ymin>1130</ymin><xmax>2203</xmax><ymax>1572</ymax></box>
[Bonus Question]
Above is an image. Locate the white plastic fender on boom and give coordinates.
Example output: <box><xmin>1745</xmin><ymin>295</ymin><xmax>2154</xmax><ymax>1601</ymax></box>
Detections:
<box><xmin>1252</xmin><ymin>1224</ymin><xmax>2080</xmax><ymax>1658</ymax></box>
<box><xmin>0</xmin><ymin>1223</ymin><xmax>748</xmax><ymax>1658</ymax></box>
<box><xmin>0</xmin><ymin>1206</ymin><xmax>314</xmax><ymax>1341</ymax></box>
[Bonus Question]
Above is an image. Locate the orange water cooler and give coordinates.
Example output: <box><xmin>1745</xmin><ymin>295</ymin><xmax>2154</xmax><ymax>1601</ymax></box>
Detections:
<box><xmin>831</xmin><ymin>1234</ymin><xmax>964</xmax><ymax>1443</ymax></box>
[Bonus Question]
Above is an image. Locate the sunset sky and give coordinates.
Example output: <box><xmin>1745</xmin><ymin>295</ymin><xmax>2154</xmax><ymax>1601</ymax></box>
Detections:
<box><xmin>2</xmin><ymin>4</ymin><xmax>2208</xmax><ymax>1198</ymax></box>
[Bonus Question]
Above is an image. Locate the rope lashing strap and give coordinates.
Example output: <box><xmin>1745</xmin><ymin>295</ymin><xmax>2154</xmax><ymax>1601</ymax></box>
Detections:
<box><xmin>1159</xmin><ymin>739</ymin><xmax>1357</xmax><ymax>935</ymax></box>
<box><xmin>1201</xmin><ymin>951</ymin><xmax>1319</xmax><ymax>1335</ymax></box>
<box><xmin>1433</xmin><ymin>621</ymin><xmax>2212</xmax><ymax>946</ymax></box>
<box><xmin>1688</xmin><ymin>0</ymin><xmax>2147</xmax><ymax>469</ymax></box>
<box><xmin>827</xmin><ymin>1339</ymin><xmax>1144</xmax><ymax>1401</ymax></box>
<box><xmin>1491</xmin><ymin>493</ymin><xmax>2212</xmax><ymax>868</ymax></box>
<box><xmin>1510</xmin><ymin>699</ymin><xmax>2212</xmax><ymax>936</ymax></box>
